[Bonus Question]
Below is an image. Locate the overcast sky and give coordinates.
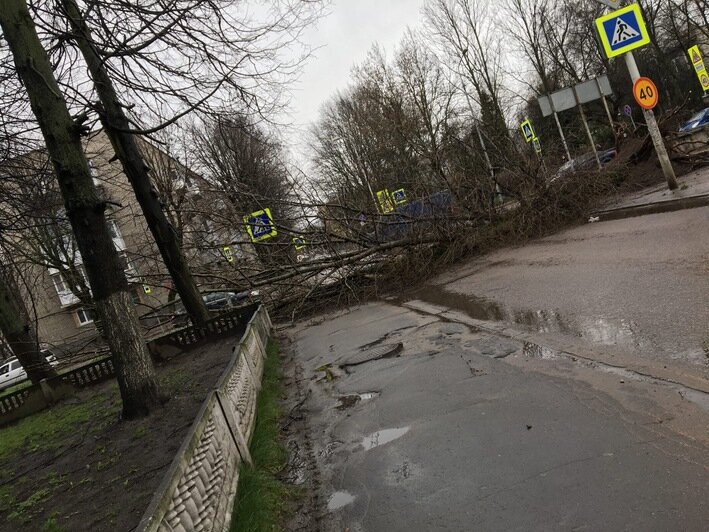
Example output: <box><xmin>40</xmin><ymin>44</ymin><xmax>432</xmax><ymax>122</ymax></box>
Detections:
<box><xmin>285</xmin><ymin>0</ymin><xmax>427</xmax><ymax>163</ymax></box>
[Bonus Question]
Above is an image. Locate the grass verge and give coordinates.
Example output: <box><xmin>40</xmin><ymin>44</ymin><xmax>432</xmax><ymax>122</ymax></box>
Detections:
<box><xmin>231</xmin><ymin>339</ymin><xmax>295</xmax><ymax>532</ymax></box>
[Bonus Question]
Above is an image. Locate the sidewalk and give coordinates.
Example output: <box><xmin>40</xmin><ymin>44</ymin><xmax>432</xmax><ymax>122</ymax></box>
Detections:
<box><xmin>591</xmin><ymin>165</ymin><xmax>709</xmax><ymax>221</ymax></box>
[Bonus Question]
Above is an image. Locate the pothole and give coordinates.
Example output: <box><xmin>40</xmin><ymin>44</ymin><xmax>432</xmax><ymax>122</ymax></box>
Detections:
<box><xmin>336</xmin><ymin>391</ymin><xmax>381</xmax><ymax>410</ymax></box>
<box><xmin>339</xmin><ymin>343</ymin><xmax>403</xmax><ymax>369</ymax></box>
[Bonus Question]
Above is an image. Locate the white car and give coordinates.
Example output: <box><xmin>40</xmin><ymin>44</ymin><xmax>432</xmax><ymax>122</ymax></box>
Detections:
<box><xmin>0</xmin><ymin>351</ymin><xmax>59</xmax><ymax>391</ymax></box>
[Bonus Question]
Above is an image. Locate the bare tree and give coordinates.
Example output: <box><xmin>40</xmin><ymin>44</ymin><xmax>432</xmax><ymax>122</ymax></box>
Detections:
<box><xmin>0</xmin><ymin>0</ymin><xmax>163</xmax><ymax>418</ymax></box>
<box><xmin>0</xmin><ymin>266</ymin><xmax>57</xmax><ymax>384</ymax></box>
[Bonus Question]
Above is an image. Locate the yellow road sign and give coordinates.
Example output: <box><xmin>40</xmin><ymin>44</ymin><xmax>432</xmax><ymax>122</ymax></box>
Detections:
<box><xmin>532</xmin><ymin>137</ymin><xmax>542</xmax><ymax>154</ymax></box>
<box><xmin>244</xmin><ymin>208</ymin><xmax>277</xmax><ymax>242</ymax></box>
<box><xmin>376</xmin><ymin>189</ymin><xmax>394</xmax><ymax>213</ymax></box>
<box><xmin>688</xmin><ymin>45</ymin><xmax>709</xmax><ymax>90</ymax></box>
<box><xmin>700</xmin><ymin>72</ymin><xmax>709</xmax><ymax>91</ymax></box>
<box><xmin>595</xmin><ymin>4</ymin><xmax>650</xmax><ymax>59</ymax></box>
<box><xmin>293</xmin><ymin>236</ymin><xmax>306</xmax><ymax>250</ymax></box>
<box><xmin>689</xmin><ymin>45</ymin><xmax>703</xmax><ymax>66</ymax></box>
<box><xmin>520</xmin><ymin>120</ymin><xmax>535</xmax><ymax>143</ymax></box>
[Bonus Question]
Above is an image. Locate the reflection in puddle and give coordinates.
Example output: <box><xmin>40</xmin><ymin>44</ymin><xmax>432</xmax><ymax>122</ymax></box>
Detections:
<box><xmin>362</xmin><ymin>426</ymin><xmax>410</xmax><ymax>450</ymax></box>
<box><xmin>415</xmin><ymin>286</ymin><xmax>651</xmax><ymax>354</ymax></box>
<box><xmin>359</xmin><ymin>392</ymin><xmax>379</xmax><ymax>401</ymax></box>
<box><xmin>327</xmin><ymin>491</ymin><xmax>355</xmax><ymax>511</ymax></box>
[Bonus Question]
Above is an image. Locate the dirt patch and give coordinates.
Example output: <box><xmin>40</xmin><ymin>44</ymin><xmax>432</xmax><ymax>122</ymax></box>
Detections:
<box><xmin>0</xmin><ymin>335</ymin><xmax>239</xmax><ymax>532</ymax></box>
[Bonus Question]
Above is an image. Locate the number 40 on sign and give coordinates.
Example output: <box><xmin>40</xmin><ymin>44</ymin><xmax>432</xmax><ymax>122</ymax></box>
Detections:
<box><xmin>633</xmin><ymin>77</ymin><xmax>658</xmax><ymax>110</ymax></box>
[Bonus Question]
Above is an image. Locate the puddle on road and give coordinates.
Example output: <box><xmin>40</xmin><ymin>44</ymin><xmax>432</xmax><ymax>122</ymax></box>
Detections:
<box><xmin>327</xmin><ymin>491</ymin><xmax>355</xmax><ymax>511</ymax></box>
<box><xmin>362</xmin><ymin>426</ymin><xmax>410</xmax><ymax>450</ymax></box>
<box><xmin>413</xmin><ymin>285</ymin><xmax>653</xmax><ymax>355</ymax></box>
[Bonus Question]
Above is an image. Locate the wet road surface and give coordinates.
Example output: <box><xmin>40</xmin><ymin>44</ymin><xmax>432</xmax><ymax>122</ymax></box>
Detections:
<box><xmin>427</xmin><ymin>207</ymin><xmax>709</xmax><ymax>364</ymax></box>
<box><xmin>285</xmin><ymin>303</ymin><xmax>709</xmax><ymax>532</ymax></box>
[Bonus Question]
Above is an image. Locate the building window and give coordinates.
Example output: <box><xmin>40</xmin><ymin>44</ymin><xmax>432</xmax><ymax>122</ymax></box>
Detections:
<box><xmin>107</xmin><ymin>219</ymin><xmax>126</xmax><ymax>251</ymax></box>
<box><xmin>51</xmin><ymin>272</ymin><xmax>80</xmax><ymax>307</ymax></box>
<box><xmin>76</xmin><ymin>308</ymin><xmax>94</xmax><ymax>326</ymax></box>
<box><xmin>52</xmin><ymin>274</ymin><xmax>69</xmax><ymax>294</ymax></box>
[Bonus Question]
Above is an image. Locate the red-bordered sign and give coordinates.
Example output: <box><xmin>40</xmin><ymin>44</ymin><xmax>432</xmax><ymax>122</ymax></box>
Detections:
<box><xmin>633</xmin><ymin>77</ymin><xmax>658</xmax><ymax>110</ymax></box>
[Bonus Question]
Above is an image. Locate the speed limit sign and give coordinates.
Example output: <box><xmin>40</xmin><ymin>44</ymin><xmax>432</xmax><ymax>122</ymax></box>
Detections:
<box><xmin>633</xmin><ymin>77</ymin><xmax>659</xmax><ymax>110</ymax></box>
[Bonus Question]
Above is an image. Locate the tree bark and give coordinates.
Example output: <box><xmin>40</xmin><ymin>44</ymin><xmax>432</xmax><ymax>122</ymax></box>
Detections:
<box><xmin>0</xmin><ymin>0</ymin><xmax>164</xmax><ymax>418</ymax></box>
<box><xmin>61</xmin><ymin>0</ymin><xmax>210</xmax><ymax>327</ymax></box>
<box><xmin>0</xmin><ymin>272</ymin><xmax>57</xmax><ymax>384</ymax></box>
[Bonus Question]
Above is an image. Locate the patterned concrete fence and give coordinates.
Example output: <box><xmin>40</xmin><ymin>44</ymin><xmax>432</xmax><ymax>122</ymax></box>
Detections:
<box><xmin>0</xmin><ymin>304</ymin><xmax>258</xmax><ymax>424</ymax></box>
<box><xmin>138</xmin><ymin>303</ymin><xmax>272</xmax><ymax>532</ymax></box>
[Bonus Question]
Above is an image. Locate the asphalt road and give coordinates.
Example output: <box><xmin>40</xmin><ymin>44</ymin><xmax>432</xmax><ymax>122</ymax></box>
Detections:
<box><xmin>426</xmin><ymin>206</ymin><xmax>709</xmax><ymax>365</ymax></box>
<box><xmin>287</xmin><ymin>303</ymin><xmax>709</xmax><ymax>532</ymax></box>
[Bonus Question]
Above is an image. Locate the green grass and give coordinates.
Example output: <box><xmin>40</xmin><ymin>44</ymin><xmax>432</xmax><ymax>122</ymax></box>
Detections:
<box><xmin>7</xmin><ymin>487</ymin><xmax>51</xmax><ymax>525</ymax></box>
<box><xmin>0</xmin><ymin>390</ymin><xmax>119</xmax><ymax>461</ymax></box>
<box><xmin>231</xmin><ymin>340</ymin><xmax>295</xmax><ymax>532</ymax></box>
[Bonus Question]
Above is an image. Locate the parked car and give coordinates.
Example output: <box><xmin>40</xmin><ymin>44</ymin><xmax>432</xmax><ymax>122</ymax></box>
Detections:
<box><xmin>678</xmin><ymin>107</ymin><xmax>709</xmax><ymax>133</ymax></box>
<box><xmin>550</xmin><ymin>148</ymin><xmax>618</xmax><ymax>182</ymax></box>
<box><xmin>202</xmin><ymin>290</ymin><xmax>260</xmax><ymax>310</ymax></box>
<box><xmin>0</xmin><ymin>350</ymin><xmax>59</xmax><ymax>391</ymax></box>
<box><xmin>167</xmin><ymin>290</ymin><xmax>261</xmax><ymax>327</ymax></box>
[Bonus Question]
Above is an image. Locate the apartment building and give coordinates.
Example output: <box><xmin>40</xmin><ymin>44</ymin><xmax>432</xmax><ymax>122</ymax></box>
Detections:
<box><xmin>2</xmin><ymin>132</ymin><xmax>191</xmax><ymax>353</ymax></box>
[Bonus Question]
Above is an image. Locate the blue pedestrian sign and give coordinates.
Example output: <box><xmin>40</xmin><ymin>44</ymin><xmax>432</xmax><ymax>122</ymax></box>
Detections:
<box><xmin>595</xmin><ymin>4</ymin><xmax>650</xmax><ymax>59</ymax></box>
<box><xmin>391</xmin><ymin>188</ymin><xmax>407</xmax><ymax>205</ymax></box>
<box><xmin>244</xmin><ymin>208</ymin><xmax>277</xmax><ymax>242</ymax></box>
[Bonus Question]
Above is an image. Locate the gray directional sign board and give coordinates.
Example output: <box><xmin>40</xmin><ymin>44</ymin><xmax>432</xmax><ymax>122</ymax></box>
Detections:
<box><xmin>537</xmin><ymin>75</ymin><xmax>613</xmax><ymax>117</ymax></box>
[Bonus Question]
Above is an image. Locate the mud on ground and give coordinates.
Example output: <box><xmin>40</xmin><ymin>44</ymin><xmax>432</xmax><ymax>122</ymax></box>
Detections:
<box><xmin>0</xmin><ymin>336</ymin><xmax>238</xmax><ymax>532</ymax></box>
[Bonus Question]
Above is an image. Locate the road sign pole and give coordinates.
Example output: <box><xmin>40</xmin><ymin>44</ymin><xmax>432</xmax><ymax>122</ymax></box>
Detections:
<box><xmin>475</xmin><ymin>123</ymin><xmax>494</xmax><ymax>181</ymax></box>
<box><xmin>572</xmin><ymin>86</ymin><xmax>602</xmax><ymax>170</ymax></box>
<box><xmin>624</xmin><ymin>51</ymin><xmax>677</xmax><ymax>190</ymax></box>
<box><xmin>596</xmin><ymin>78</ymin><xmax>617</xmax><ymax>143</ymax></box>
<box><xmin>552</xmin><ymin>109</ymin><xmax>573</xmax><ymax>163</ymax></box>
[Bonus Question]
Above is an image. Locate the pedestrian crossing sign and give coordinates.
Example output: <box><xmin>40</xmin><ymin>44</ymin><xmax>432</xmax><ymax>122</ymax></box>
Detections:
<box><xmin>520</xmin><ymin>119</ymin><xmax>535</xmax><ymax>143</ymax></box>
<box><xmin>244</xmin><ymin>208</ymin><xmax>277</xmax><ymax>242</ymax></box>
<box><xmin>595</xmin><ymin>4</ymin><xmax>650</xmax><ymax>58</ymax></box>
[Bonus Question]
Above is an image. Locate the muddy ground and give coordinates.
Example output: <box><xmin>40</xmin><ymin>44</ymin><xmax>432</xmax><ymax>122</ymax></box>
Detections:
<box><xmin>0</xmin><ymin>335</ymin><xmax>239</xmax><ymax>532</ymax></box>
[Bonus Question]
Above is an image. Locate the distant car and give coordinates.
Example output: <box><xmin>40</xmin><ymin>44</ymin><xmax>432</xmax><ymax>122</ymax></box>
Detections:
<box><xmin>202</xmin><ymin>290</ymin><xmax>259</xmax><ymax>310</ymax></box>
<box><xmin>0</xmin><ymin>350</ymin><xmax>59</xmax><ymax>391</ymax></box>
<box><xmin>678</xmin><ymin>107</ymin><xmax>709</xmax><ymax>133</ymax></box>
<box><xmin>551</xmin><ymin>148</ymin><xmax>618</xmax><ymax>182</ymax></box>
<box><xmin>168</xmin><ymin>290</ymin><xmax>261</xmax><ymax>327</ymax></box>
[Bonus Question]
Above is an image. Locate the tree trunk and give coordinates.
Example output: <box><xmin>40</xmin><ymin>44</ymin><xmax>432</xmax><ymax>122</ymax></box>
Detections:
<box><xmin>0</xmin><ymin>0</ymin><xmax>164</xmax><ymax>418</ymax></box>
<box><xmin>0</xmin><ymin>272</ymin><xmax>57</xmax><ymax>384</ymax></box>
<box><xmin>61</xmin><ymin>0</ymin><xmax>210</xmax><ymax>327</ymax></box>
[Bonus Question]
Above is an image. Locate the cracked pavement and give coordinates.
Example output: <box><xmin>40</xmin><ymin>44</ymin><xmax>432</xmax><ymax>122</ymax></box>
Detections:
<box><xmin>285</xmin><ymin>302</ymin><xmax>709</xmax><ymax>531</ymax></box>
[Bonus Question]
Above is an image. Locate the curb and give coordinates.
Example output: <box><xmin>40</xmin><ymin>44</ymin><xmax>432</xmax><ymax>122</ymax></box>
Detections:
<box><xmin>591</xmin><ymin>193</ymin><xmax>709</xmax><ymax>222</ymax></box>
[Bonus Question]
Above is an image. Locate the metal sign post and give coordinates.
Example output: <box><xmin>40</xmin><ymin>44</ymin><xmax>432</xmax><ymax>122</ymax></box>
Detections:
<box><xmin>624</xmin><ymin>52</ymin><xmax>677</xmax><ymax>189</ymax></box>
<box><xmin>572</xmin><ymin>85</ymin><xmax>602</xmax><ymax>170</ymax></box>
<box><xmin>623</xmin><ymin>104</ymin><xmax>637</xmax><ymax>130</ymax></box>
<box><xmin>595</xmin><ymin>3</ymin><xmax>677</xmax><ymax>190</ymax></box>
<box><xmin>552</xmin><ymin>106</ymin><xmax>572</xmax><ymax>163</ymax></box>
